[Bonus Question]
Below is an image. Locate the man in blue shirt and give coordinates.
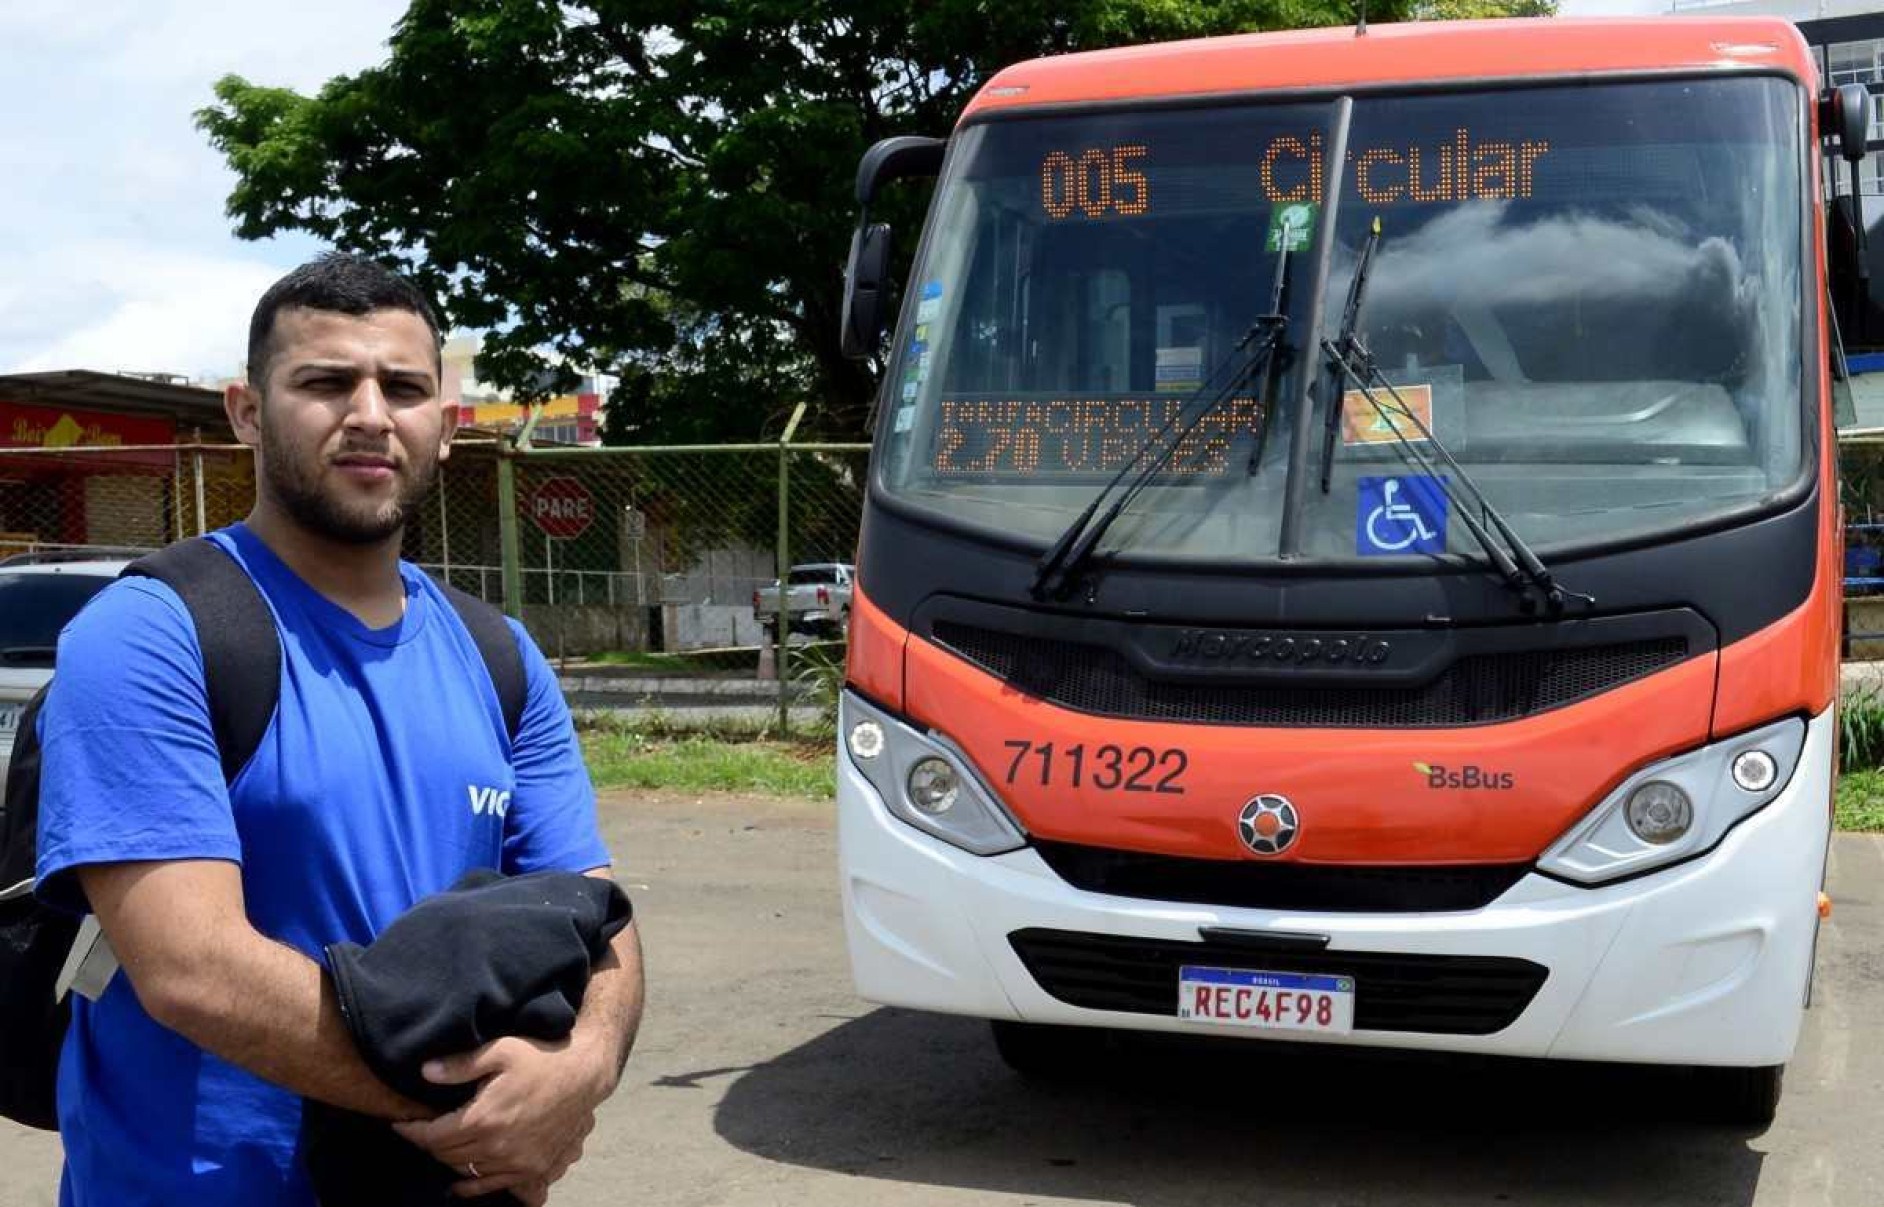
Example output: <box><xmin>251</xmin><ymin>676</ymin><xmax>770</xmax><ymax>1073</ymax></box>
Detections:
<box><xmin>35</xmin><ymin>253</ymin><xmax>643</xmax><ymax>1206</ymax></box>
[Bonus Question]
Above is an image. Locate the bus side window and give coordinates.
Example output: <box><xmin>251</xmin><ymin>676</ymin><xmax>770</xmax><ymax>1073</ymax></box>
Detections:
<box><xmin>1020</xmin><ymin>227</ymin><xmax>1135</xmax><ymax>393</ymax></box>
<box><xmin>950</xmin><ymin>210</ymin><xmax>1005</xmax><ymax>394</ymax></box>
<box><xmin>1087</xmin><ymin>269</ymin><xmax>1132</xmax><ymax>393</ymax></box>
<box><xmin>1832</xmin><ymin>287</ymin><xmax>1859</xmax><ymax>433</ymax></box>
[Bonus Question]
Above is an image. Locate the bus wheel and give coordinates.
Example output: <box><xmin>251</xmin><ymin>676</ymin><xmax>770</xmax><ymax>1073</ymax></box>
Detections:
<box><xmin>1699</xmin><ymin>1064</ymin><xmax>1784</xmax><ymax>1127</ymax></box>
<box><xmin>989</xmin><ymin>1020</ymin><xmax>1097</xmax><ymax>1080</ymax></box>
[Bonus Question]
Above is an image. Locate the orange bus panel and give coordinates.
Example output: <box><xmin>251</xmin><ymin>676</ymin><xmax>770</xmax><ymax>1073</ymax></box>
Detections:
<box><xmin>904</xmin><ymin>633</ymin><xmax>1719</xmax><ymax>865</ymax></box>
<box><xmin>964</xmin><ymin>19</ymin><xmax>1816</xmax><ymax>122</ymax></box>
<box><xmin>845</xmin><ymin>585</ymin><xmax>908</xmax><ymax>712</ymax></box>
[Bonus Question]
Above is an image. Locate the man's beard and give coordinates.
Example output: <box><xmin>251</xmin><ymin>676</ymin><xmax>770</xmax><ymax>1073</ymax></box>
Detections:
<box><xmin>259</xmin><ymin>419</ymin><xmax>439</xmax><ymax>546</ymax></box>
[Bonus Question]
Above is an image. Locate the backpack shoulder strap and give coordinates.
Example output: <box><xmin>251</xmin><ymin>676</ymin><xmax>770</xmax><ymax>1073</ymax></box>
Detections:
<box><xmin>438</xmin><ymin>584</ymin><xmax>527</xmax><ymax>742</ymax></box>
<box><xmin>122</xmin><ymin>539</ymin><xmax>280</xmax><ymax>785</ymax></box>
<box><xmin>0</xmin><ymin>684</ymin><xmax>53</xmax><ymax>893</ymax></box>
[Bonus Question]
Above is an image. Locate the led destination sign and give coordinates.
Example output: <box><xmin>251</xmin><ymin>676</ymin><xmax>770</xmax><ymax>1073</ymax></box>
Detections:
<box><xmin>1040</xmin><ymin>144</ymin><xmax>1150</xmax><ymax>219</ymax></box>
<box><xmin>1263</xmin><ymin>130</ymin><xmax>1553</xmax><ymax>206</ymax></box>
<box><xmin>932</xmin><ymin>396</ymin><xmax>1267</xmax><ymax>478</ymax></box>
<box><xmin>1041</xmin><ymin>131</ymin><xmax>1552</xmax><ymax>219</ymax></box>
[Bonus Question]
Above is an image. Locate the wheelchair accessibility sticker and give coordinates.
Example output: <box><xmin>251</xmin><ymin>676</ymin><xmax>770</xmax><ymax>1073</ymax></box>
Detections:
<box><xmin>1358</xmin><ymin>475</ymin><xmax>1447</xmax><ymax>555</ymax></box>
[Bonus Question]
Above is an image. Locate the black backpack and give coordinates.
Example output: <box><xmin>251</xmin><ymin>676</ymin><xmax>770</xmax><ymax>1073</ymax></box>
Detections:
<box><xmin>0</xmin><ymin>538</ymin><xmax>526</xmax><ymax>1131</ymax></box>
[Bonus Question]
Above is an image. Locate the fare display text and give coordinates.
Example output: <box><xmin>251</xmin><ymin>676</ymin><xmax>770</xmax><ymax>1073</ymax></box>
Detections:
<box><xmin>932</xmin><ymin>397</ymin><xmax>1266</xmax><ymax>477</ymax></box>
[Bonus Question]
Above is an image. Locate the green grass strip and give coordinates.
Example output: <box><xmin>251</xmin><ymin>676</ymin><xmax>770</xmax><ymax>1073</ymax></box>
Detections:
<box><xmin>1835</xmin><ymin>769</ymin><xmax>1884</xmax><ymax>833</ymax></box>
<box><xmin>581</xmin><ymin>731</ymin><xmax>835</xmax><ymax>799</ymax></box>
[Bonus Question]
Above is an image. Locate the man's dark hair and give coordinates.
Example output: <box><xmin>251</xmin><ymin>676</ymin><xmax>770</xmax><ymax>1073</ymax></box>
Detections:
<box><xmin>246</xmin><ymin>253</ymin><xmax>443</xmax><ymax>387</ymax></box>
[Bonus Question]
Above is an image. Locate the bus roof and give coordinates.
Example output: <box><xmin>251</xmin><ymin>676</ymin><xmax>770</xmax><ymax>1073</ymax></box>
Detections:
<box><xmin>961</xmin><ymin>17</ymin><xmax>1816</xmax><ymax>121</ymax></box>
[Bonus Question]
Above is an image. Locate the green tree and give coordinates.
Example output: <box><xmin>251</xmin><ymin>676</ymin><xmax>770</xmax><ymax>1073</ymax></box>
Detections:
<box><xmin>1413</xmin><ymin>0</ymin><xmax>1556</xmax><ymax>17</ymax></box>
<box><xmin>199</xmin><ymin>0</ymin><xmax>1405</xmax><ymax>443</ymax></box>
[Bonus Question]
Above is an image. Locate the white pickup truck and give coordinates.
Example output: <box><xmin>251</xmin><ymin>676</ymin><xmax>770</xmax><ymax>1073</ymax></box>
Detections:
<box><xmin>752</xmin><ymin>563</ymin><xmax>854</xmax><ymax>638</ymax></box>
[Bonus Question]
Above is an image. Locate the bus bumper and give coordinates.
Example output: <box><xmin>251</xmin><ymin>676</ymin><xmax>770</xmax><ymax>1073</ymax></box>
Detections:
<box><xmin>837</xmin><ymin>708</ymin><xmax>1833</xmax><ymax>1067</ymax></box>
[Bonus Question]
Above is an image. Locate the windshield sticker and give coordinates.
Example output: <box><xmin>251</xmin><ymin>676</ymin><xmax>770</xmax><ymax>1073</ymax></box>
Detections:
<box><xmin>894</xmin><ymin>406</ymin><xmax>915</xmax><ymax>433</ymax></box>
<box><xmin>1358</xmin><ymin>475</ymin><xmax>1447</xmax><ymax>556</ymax></box>
<box><xmin>917</xmin><ymin>281</ymin><xmax>943</xmax><ymax>324</ymax></box>
<box><xmin>1265</xmin><ymin>201</ymin><xmax>1318</xmax><ymax>253</ymax></box>
<box><xmin>900</xmin><ymin>337</ymin><xmax>927</xmax><ymax>404</ymax></box>
<box><xmin>1155</xmin><ymin>346</ymin><xmax>1204</xmax><ymax>393</ymax></box>
<box><xmin>1342</xmin><ymin>383</ymin><xmax>1433</xmax><ymax>446</ymax></box>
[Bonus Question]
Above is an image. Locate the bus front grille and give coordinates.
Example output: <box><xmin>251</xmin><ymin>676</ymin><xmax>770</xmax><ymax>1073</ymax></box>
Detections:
<box><xmin>1031</xmin><ymin>841</ymin><xmax>1530</xmax><ymax>913</ymax></box>
<box><xmin>933</xmin><ymin>622</ymin><xmax>1686</xmax><ymax>727</ymax></box>
<box><xmin>1008</xmin><ymin>928</ymin><xmax>1548</xmax><ymax>1036</ymax></box>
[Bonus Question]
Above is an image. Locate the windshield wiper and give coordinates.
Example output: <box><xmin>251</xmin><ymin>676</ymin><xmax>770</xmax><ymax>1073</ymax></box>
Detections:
<box><xmin>1031</xmin><ymin>242</ymin><xmax>1295</xmax><ymax>602</ymax></box>
<box><xmin>1318</xmin><ymin>217</ymin><xmax>1381</xmax><ymax>495</ymax></box>
<box><xmin>1318</xmin><ymin>219</ymin><xmax>1593</xmax><ymax>615</ymax></box>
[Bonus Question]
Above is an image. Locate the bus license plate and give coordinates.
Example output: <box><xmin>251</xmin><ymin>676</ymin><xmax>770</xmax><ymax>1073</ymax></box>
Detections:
<box><xmin>1177</xmin><ymin>966</ymin><xmax>1355</xmax><ymax>1034</ymax></box>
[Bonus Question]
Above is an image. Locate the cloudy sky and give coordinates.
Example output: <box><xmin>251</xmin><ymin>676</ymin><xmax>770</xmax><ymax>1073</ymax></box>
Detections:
<box><xmin>0</xmin><ymin>0</ymin><xmax>1688</xmax><ymax>382</ymax></box>
<box><xmin>0</xmin><ymin>0</ymin><xmax>406</xmax><ymax>381</ymax></box>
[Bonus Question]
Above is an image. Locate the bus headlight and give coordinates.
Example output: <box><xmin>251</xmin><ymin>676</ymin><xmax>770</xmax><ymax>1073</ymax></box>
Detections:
<box><xmin>1732</xmin><ymin>749</ymin><xmax>1778</xmax><ymax>793</ymax></box>
<box><xmin>847</xmin><ymin>719</ymin><xmax>886</xmax><ymax>761</ymax></box>
<box><xmin>907</xmin><ymin>758</ymin><xmax>961</xmax><ymax>814</ymax></box>
<box><xmin>840</xmin><ymin>691</ymin><xmax>1026</xmax><ymax>856</ymax></box>
<box><xmin>1624</xmin><ymin>782</ymin><xmax>1692</xmax><ymax>845</ymax></box>
<box><xmin>1538</xmin><ymin>716</ymin><xmax>1805</xmax><ymax>886</ymax></box>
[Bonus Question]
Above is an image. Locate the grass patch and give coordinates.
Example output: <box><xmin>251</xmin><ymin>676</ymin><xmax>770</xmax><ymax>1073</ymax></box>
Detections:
<box><xmin>1841</xmin><ymin>684</ymin><xmax>1884</xmax><ymax>773</ymax></box>
<box><xmin>580</xmin><ymin>726</ymin><xmax>834</xmax><ymax>798</ymax></box>
<box><xmin>1836</xmin><ymin>769</ymin><xmax>1884</xmax><ymax>833</ymax></box>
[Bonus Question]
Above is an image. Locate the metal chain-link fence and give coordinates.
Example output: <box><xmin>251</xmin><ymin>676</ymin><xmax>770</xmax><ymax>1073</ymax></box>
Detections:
<box><xmin>502</xmin><ymin>444</ymin><xmax>868</xmax><ymax>659</ymax></box>
<box><xmin>1843</xmin><ymin>444</ymin><xmax>1884</xmax><ymax>599</ymax></box>
<box><xmin>0</xmin><ymin>444</ymin><xmax>254</xmax><ymax>555</ymax></box>
<box><xmin>27</xmin><ymin>436</ymin><xmax>1884</xmax><ymax>682</ymax></box>
<box><xmin>0</xmin><ymin>437</ymin><xmax>870</xmax><ymax>668</ymax></box>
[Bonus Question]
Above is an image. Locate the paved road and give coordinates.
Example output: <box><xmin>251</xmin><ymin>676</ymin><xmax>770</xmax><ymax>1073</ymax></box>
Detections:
<box><xmin>4</xmin><ymin>790</ymin><xmax>1881</xmax><ymax>1206</ymax></box>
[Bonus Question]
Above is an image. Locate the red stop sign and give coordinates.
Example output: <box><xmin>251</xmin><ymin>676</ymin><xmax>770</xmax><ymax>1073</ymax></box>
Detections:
<box><xmin>529</xmin><ymin>476</ymin><xmax>595</xmax><ymax>539</ymax></box>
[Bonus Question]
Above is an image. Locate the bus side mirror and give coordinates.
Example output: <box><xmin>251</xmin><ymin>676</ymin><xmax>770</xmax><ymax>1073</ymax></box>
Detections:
<box><xmin>840</xmin><ymin>136</ymin><xmax>946</xmax><ymax>361</ymax></box>
<box><xmin>1826</xmin><ymin>83</ymin><xmax>1871</xmax><ymax>163</ymax></box>
<box><xmin>855</xmin><ymin>136</ymin><xmax>946</xmax><ymax>208</ymax></box>
<box><xmin>841</xmin><ymin>222</ymin><xmax>894</xmax><ymax>359</ymax></box>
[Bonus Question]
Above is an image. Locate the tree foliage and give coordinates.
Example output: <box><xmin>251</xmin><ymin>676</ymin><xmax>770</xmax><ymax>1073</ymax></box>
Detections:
<box><xmin>1414</xmin><ymin>0</ymin><xmax>1555</xmax><ymax>18</ymax></box>
<box><xmin>199</xmin><ymin>0</ymin><xmax>1426</xmax><ymax>442</ymax></box>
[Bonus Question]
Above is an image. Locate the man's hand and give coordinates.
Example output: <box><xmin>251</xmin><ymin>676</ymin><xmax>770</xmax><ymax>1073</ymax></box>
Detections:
<box><xmin>391</xmin><ymin>1033</ymin><xmax>610</xmax><ymax>1197</ymax></box>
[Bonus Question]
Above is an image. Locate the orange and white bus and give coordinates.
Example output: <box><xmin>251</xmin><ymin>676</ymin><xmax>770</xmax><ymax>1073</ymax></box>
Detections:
<box><xmin>833</xmin><ymin>17</ymin><xmax>1865</xmax><ymax>1123</ymax></box>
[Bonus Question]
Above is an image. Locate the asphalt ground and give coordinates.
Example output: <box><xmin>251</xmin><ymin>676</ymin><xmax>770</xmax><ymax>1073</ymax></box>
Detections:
<box><xmin>3</xmin><ymin>789</ymin><xmax>1880</xmax><ymax>1206</ymax></box>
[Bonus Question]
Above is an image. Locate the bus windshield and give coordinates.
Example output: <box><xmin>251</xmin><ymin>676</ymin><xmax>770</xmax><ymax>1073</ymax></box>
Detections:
<box><xmin>877</xmin><ymin>76</ymin><xmax>1806</xmax><ymax>565</ymax></box>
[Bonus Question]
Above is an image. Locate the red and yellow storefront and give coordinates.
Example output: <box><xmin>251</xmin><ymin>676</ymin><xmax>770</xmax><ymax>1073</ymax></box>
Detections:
<box><xmin>456</xmin><ymin>392</ymin><xmax>601</xmax><ymax>445</ymax></box>
<box><xmin>0</xmin><ymin>372</ymin><xmax>234</xmax><ymax>551</ymax></box>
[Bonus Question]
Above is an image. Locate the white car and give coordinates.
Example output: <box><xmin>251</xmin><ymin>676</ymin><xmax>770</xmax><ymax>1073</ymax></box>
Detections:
<box><xmin>0</xmin><ymin>554</ymin><xmax>133</xmax><ymax>763</ymax></box>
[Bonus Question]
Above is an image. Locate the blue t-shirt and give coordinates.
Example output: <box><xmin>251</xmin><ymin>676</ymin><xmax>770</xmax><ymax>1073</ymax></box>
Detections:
<box><xmin>34</xmin><ymin>525</ymin><xmax>610</xmax><ymax>1207</ymax></box>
